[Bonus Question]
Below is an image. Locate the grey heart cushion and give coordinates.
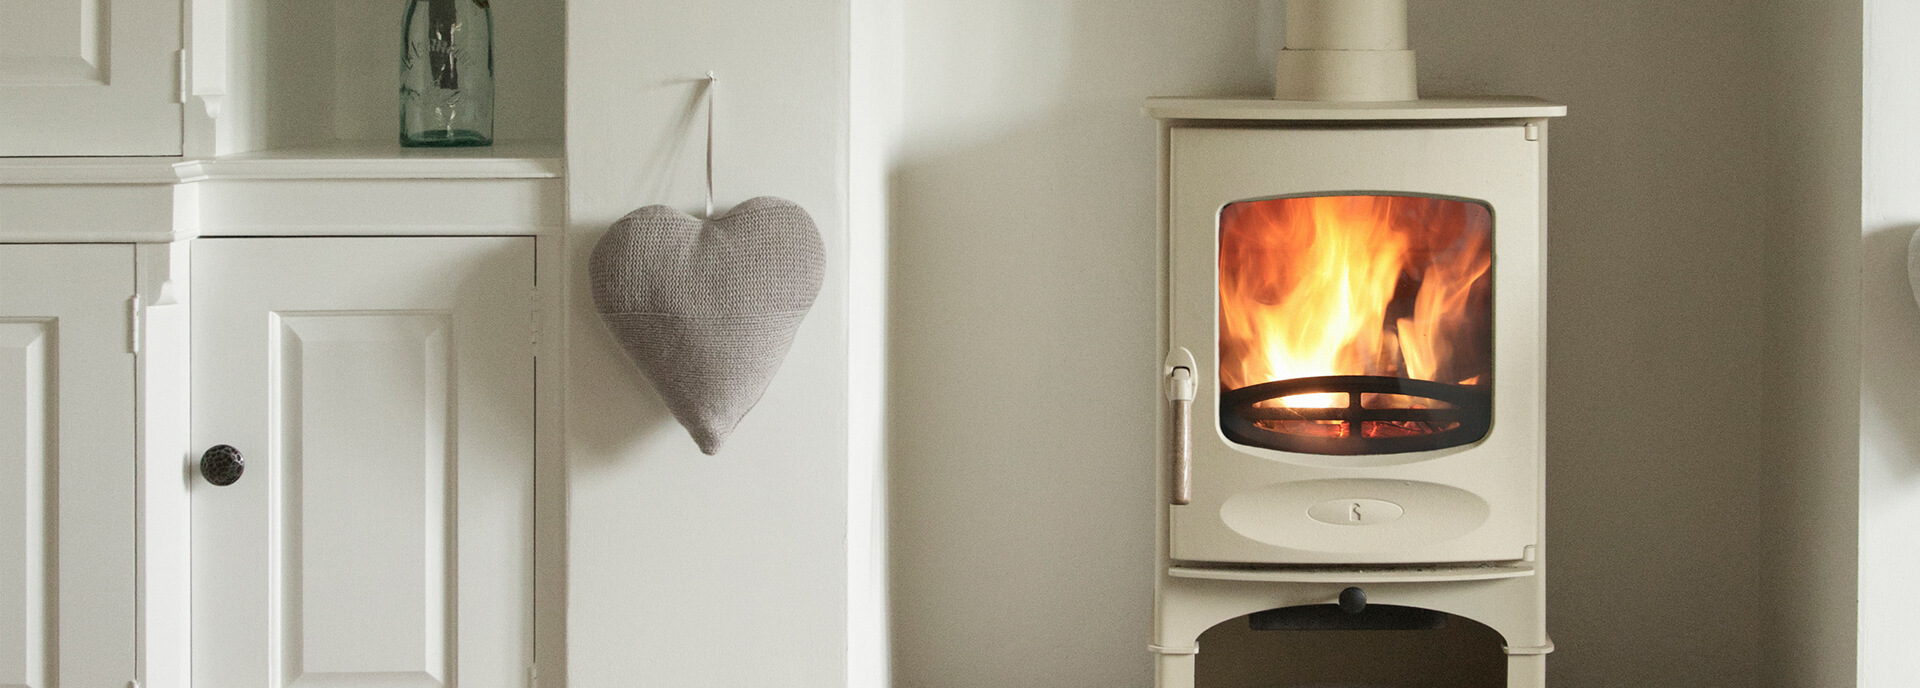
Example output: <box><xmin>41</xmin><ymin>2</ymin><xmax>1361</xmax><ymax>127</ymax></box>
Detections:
<box><xmin>590</xmin><ymin>196</ymin><xmax>825</xmax><ymax>454</ymax></box>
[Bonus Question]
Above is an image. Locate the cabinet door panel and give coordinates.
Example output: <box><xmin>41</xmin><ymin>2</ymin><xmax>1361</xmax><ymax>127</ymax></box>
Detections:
<box><xmin>0</xmin><ymin>0</ymin><xmax>182</xmax><ymax>155</ymax></box>
<box><xmin>0</xmin><ymin>245</ymin><xmax>136</xmax><ymax>688</ymax></box>
<box><xmin>192</xmin><ymin>237</ymin><xmax>533</xmax><ymax>688</ymax></box>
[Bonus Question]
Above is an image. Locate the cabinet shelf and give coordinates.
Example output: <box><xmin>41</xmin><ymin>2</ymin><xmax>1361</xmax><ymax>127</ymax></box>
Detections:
<box><xmin>0</xmin><ymin>141</ymin><xmax>562</xmax><ymax>184</ymax></box>
<box><xmin>0</xmin><ymin>141</ymin><xmax>564</xmax><ymax>242</ymax></box>
<box><xmin>191</xmin><ymin>140</ymin><xmax>565</xmax><ymax>236</ymax></box>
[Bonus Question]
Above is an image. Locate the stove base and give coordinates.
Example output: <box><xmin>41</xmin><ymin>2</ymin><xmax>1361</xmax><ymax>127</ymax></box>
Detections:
<box><xmin>1151</xmin><ymin>568</ymin><xmax>1549</xmax><ymax>688</ymax></box>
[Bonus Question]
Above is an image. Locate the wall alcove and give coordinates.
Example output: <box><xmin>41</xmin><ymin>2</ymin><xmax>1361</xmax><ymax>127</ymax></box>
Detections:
<box><xmin>211</xmin><ymin>0</ymin><xmax>563</xmax><ymax>154</ymax></box>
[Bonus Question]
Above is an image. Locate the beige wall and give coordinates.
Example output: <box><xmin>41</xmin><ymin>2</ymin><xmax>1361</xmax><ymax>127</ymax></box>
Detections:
<box><xmin>886</xmin><ymin>2</ymin><xmax>1266</xmax><ymax>685</ymax></box>
<box><xmin>1763</xmin><ymin>2</ymin><xmax>1861</xmax><ymax>688</ymax></box>
<box><xmin>1414</xmin><ymin>3</ymin><xmax>1776</xmax><ymax>685</ymax></box>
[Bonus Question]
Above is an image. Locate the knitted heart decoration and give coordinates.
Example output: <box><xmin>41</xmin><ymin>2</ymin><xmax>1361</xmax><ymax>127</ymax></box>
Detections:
<box><xmin>590</xmin><ymin>196</ymin><xmax>825</xmax><ymax>454</ymax></box>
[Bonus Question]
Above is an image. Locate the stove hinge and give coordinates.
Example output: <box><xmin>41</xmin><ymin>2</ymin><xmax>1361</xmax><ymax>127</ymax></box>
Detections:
<box><xmin>1165</xmin><ymin>347</ymin><xmax>1198</xmax><ymax>506</ymax></box>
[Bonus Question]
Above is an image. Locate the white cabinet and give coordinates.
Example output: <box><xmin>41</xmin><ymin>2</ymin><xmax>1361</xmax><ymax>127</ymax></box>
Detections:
<box><xmin>0</xmin><ymin>20</ymin><xmax>565</xmax><ymax>671</ymax></box>
<box><xmin>0</xmin><ymin>147</ymin><xmax>564</xmax><ymax>688</ymax></box>
<box><xmin>0</xmin><ymin>244</ymin><xmax>138</xmax><ymax>688</ymax></box>
<box><xmin>0</xmin><ymin>0</ymin><xmax>183</xmax><ymax>156</ymax></box>
<box><xmin>190</xmin><ymin>237</ymin><xmax>536</xmax><ymax>688</ymax></box>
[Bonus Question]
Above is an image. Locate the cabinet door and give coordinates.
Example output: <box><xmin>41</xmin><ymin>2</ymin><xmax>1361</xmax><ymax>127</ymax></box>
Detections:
<box><xmin>0</xmin><ymin>245</ymin><xmax>137</xmax><ymax>688</ymax></box>
<box><xmin>191</xmin><ymin>237</ymin><xmax>534</xmax><ymax>688</ymax></box>
<box><xmin>0</xmin><ymin>0</ymin><xmax>182</xmax><ymax>155</ymax></box>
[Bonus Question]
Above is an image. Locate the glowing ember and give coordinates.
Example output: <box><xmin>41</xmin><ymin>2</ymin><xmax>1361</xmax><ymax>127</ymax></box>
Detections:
<box><xmin>1218</xmin><ymin>195</ymin><xmax>1493</xmax><ymax>420</ymax></box>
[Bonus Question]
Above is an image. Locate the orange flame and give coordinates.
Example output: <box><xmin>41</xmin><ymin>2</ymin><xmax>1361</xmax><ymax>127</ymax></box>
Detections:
<box><xmin>1219</xmin><ymin>196</ymin><xmax>1492</xmax><ymax>408</ymax></box>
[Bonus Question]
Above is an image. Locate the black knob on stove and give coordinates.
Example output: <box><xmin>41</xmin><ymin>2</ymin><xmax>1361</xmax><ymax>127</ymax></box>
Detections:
<box><xmin>1338</xmin><ymin>587</ymin><xmax>1367</xmax><ymax>614</ymax></box>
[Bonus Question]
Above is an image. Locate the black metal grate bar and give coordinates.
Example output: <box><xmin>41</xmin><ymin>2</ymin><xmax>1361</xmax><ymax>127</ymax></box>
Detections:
<box><xmin>1220</xmin><ymin>375</ymin><xmax>1492</xmax><ymax>455</ymax></box>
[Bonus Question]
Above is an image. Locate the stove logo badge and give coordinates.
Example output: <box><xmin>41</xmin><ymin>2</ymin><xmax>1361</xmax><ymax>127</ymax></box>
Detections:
<box><xmin>1307</xmin><ymin>498</ymin><xmax>1405</xmax><ymax>526</ymax></box>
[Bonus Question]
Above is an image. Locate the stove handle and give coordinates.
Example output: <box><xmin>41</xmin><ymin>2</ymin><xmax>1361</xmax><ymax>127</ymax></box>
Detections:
<box><xmin>1167</xmin><ymin>358</ymin><xmax>1197</xmax><ymax>507</ymax></box>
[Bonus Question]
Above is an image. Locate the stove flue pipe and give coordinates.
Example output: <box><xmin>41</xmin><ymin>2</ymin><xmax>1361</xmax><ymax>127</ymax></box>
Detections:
<box><xmin>1274</xmin><ymin>0</ymin><xmax>1419</xmax><ymax>102</ymax></box>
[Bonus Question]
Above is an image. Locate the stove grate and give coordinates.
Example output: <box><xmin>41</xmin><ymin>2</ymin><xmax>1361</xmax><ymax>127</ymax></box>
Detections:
<box><xmin>1220</xmin><ymin>375</ymin><xmax>1491</xmax><ymax>455</ymax></box>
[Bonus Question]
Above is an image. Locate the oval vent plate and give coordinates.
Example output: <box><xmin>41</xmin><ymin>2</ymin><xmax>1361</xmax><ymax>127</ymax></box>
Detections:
<box><xmin>1220</xmin><ymin>479</ymin><xmax>1490</xmax><ymax>555</ymax></box>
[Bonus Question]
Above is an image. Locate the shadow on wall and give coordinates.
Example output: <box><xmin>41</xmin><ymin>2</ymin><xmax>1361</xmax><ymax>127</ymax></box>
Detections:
<box><xmin>1862</xmin><ymin>224</ymin><xmax>1920</xmax><ymax>477</ymax></box>
<box><xmin>882</xmin><ymin>81</ymin><xmax>1168</xmax><ymax>688</ymax></box>
<box><xmin>569</xmin><ymin>226</ymin><xmax>677</xmax><ymax>467</ymax></box>
<box><xmin>884</xmin><ymin>1</ymin><xmax>1266</xmax><ymax>686</ymax></box>
<box><xmin>1414</xmin><ymin>2</ymin><xmax>1775</xmax><ymax>687</ymax></box>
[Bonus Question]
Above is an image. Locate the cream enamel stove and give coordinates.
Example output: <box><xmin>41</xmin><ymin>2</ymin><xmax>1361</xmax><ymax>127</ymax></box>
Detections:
<box><xmin>1147</xmin><ymin>2</ymin><xmax>1564</xmax><ymax>686</ymax></box>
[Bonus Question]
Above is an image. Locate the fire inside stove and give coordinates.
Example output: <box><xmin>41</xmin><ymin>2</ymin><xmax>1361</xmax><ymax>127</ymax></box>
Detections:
<box><xmin>1218</xmin><ymin>194</ymin><xmax>1493</xmax><ymax>455</ymax></box>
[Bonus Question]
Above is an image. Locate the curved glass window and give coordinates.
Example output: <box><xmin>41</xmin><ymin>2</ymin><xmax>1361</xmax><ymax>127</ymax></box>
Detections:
<box><xmin>1218</xmin><ymin>195</ymin><xmax>1493</xmax><ymax>455</ymax></box>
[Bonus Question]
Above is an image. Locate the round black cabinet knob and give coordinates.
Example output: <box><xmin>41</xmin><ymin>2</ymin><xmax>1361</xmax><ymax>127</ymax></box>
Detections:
<box><xmin>200</xmin><ymin>445</ymin><xmax>245</xmax><ymax>486</ymax></box>
<box><xmin>1338</xmin><ymin>587</ymin><xmax>1368</xmax><ymax>615</ymax></box>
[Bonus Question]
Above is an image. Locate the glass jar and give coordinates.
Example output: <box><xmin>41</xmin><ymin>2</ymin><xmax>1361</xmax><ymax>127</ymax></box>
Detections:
<box><xmin>400</xmin><ymin>0</ymin><xmax>493</xmax><ymax>147</ymax></box>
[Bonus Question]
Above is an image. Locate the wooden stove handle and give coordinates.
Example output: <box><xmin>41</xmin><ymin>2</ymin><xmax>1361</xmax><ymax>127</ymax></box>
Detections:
<box><xmin>1169</xmin><ymin>366</ymin><xmax>1195</xmax><ymax>506</ymax></box>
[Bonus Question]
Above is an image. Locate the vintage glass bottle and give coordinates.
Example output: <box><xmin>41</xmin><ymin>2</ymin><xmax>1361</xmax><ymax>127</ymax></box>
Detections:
<box><xmin>400</xmin><ymin>0</ymin><xmax>494</xmax><ymax>146</ymax></box>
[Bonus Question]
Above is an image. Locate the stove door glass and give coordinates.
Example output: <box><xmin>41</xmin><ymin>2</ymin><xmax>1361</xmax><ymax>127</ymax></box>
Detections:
<box><xmin>1218</xmin><ymin>194</ymin><xmax>1493</xmax><ymax>455</ymax></box>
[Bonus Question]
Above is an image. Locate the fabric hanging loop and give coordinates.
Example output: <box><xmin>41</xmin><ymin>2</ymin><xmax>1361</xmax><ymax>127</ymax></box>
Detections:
<box><xmin>704</xmin><ymin>71</ymin><xmax>717</xmax><ymax>219</ymax></box>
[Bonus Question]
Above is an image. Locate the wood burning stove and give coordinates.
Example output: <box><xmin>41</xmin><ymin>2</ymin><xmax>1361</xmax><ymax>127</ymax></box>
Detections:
<box><xmin>1163</xmin><ymin>117</ymin><xmax>1553</xmax><ymax>567</ymax></box>
<box><xmin>1148</xmin><ymin>2</ymin><xmax>1564</xmax><ymax>687</ymax></box>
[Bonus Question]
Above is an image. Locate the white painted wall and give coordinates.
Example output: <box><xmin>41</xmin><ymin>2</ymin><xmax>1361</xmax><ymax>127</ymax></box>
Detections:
<box><xmin>565</xmin><ymin>0</ymin><xmax>852</xmax><ymax>686</ymax></box>
<box><xmin>1860</xmin><ymin>2</ymin><xmax>1920</xmax><ymax>685</ymax></box>
<box><xmin>849</xmin><ymin>1</ymin><xmax>903</xmax><ymax>686</ymax></box>
<box><xmin>886</xmin><ymin>2</ymin><xmax>1267</xmax><ymax>686</ymax></box>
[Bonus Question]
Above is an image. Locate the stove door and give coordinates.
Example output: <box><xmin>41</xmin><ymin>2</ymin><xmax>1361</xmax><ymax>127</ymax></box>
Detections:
<box><xmin>1167</xmin><ymin>124</ymin><xmax>1544</xmax><ymax>566</ymax></box>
